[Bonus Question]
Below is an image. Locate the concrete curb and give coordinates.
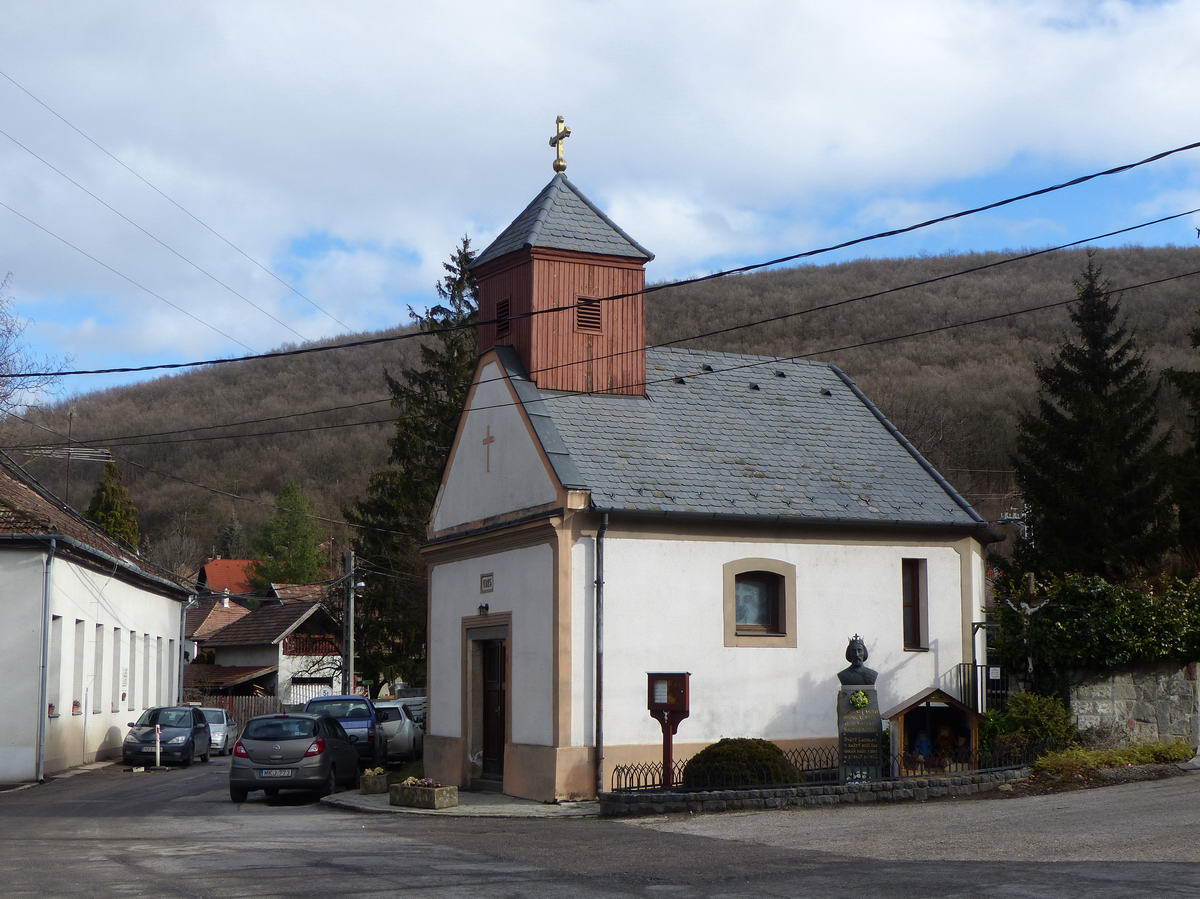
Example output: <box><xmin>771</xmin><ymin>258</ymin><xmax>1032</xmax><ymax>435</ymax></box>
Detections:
<box><xmin>0</xmin><ymin>759</ymin><xmax>117</xmax><ymax>794</ymax></box>
<box><xmin>319</xmin><ymin>792</ymin><xmax>600</xmax><ymax>818</ymax></box>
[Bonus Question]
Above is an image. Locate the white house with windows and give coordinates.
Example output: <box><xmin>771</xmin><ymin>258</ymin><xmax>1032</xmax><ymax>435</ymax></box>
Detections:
<box><xmin>0</xmin><ymin>455</ymin><xmax>192</xmax><ymax>783</ymax></box>
<box><xmin>422</xmin><ymin>168</ymin><xmax>996</xmax><ymax>802</ymax></box>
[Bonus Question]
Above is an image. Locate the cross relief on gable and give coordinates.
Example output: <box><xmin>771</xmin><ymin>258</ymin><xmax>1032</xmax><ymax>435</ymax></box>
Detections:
<box><xmin>482</xmin><ymin>424</ymin><xmax>496</xmax><ymax>473</ymax></box>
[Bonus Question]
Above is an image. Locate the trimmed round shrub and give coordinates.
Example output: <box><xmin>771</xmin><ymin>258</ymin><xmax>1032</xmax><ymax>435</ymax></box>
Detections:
<box><xmin>681</xmin><ymin>738</ymin><xmax>799</xmax><ymax>789</ymax></box>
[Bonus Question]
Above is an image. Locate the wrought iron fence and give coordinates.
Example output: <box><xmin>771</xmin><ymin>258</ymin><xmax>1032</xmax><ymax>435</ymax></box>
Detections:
<box><xmin>610</xmin><ymin>740</ymin><xmax>1044</xmax><ymax>793</ymax></box>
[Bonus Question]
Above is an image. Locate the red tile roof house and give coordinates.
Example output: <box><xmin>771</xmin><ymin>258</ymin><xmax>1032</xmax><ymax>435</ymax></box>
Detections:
<box><xmin>0</xmin><ymin>454</ymin><xmax>192</xmax><ymax>783</ymax></box>
<box><xmin>195</xmin><ymin>558</ymin><xmax>257</xmax><ymax>598</ymax></box>
<box><xmin>186</xmin><ymin>600</ymin><xmax>341</xmax><ymax>705</ymax></box>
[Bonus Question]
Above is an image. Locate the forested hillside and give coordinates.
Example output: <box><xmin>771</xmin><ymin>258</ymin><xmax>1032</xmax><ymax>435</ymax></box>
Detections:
<box><xmin>5</xmin><ymin>244</ymin><xmax>1199</xmax><ymax>572</ymax></box>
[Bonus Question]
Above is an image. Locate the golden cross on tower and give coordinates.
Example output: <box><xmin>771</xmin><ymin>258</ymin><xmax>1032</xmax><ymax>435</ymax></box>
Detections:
<box><xmin>548</xmin><ymin>115</ymin><xmax>571</xmax><ymax>173</ymax></box>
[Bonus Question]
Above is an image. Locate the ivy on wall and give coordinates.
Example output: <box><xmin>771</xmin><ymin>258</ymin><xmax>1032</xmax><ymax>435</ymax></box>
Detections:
<box><xmin>993</xmin><ymin>573</ymin><xmax>1200</xmax><ymax>694</ymax></box>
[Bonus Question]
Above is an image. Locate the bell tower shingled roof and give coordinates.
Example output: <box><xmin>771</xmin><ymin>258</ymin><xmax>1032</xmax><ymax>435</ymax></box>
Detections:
<box><xmin>471</xmin><ymin>172</ymin><xmax>653</xmax><ymax>396</ymax></box>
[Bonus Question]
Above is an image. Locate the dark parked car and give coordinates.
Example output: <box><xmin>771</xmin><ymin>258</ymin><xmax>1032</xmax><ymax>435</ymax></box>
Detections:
<box><xmin>122</xmin><ymin>706</ymin><xmax>212</xmax><ymax>766</ymax></box>
<box><xmin>302</xmin><ymin>695</ymin><xmax>385</xmax><ymax>767</ymax></box>
<box><xmin>229</xmin><ymin>713</ymin><xmax>359</xmax><ymax>801</ymax></box>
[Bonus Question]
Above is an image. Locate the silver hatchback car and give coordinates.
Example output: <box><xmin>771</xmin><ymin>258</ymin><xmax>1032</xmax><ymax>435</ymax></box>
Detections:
<box><xmin>229</xmin><ymin>713</ymin><xmax>359</xmax><ymax>802</ymax></box>
<box><xmin>198</xmin><ymin>707</ymin><xmax>239</xmax><ymax>756</ymax></box>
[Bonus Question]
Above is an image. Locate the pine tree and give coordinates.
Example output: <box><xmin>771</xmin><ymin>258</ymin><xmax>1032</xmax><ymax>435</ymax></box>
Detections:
<box><xmin>1166</xmin><ymin>311</ymin><xmax>1200</xmax><ymax>572</ymax></box>
<box><xmin>85</xmin><ymin>460</ymin><xmax>141</xmax><ymax>550</ymax></box>
<box><xmin>1011</xmin><ymin>256</ymin><xmax>1171</xmax><ymax>579</ymax></box>
<box><xmin>346</xmin><ymin>237</ymin><xmax>478</xmax><ymax>688</ymax></box>
<box><xmin>248</xmin><ymin>482</ymin><xmax>323</xmax><ymax>590</ymax></box>
<box><xmin>216</xmin><ymin>509</ymin><xmax>247</xmax><ymax>559</ymax></box>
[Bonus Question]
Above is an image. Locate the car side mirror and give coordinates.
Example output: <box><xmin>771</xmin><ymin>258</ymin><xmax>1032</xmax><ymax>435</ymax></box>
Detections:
<box><xmin>127</xmin><ymin>722</ymin><xmax>135</xmax><ymax>728</ymax></box>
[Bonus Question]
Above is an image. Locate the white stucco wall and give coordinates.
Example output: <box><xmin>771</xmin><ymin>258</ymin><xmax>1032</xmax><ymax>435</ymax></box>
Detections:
<box><xmin>0</xmin><ymin>549</ymin><xmax>186</xmax><ymax>783</ymax></box>
<box><xmin>0</xmin><ymin>550</ymin><xmax>49</xmax><ymax>783</ymax></box>
<box><xmin>594</xmin><ymin>536</ymin><xmax>978</xmax><ymax>748</ymax></box>
<box><xmin>428</xmin><ymin>542</ymin><xmax>554</xmax><ymax>746</ymax></box>
<box><xmin>431</xmin><ymin>360</ymin><xmax>559</xmax><ymax>532</ymax></box>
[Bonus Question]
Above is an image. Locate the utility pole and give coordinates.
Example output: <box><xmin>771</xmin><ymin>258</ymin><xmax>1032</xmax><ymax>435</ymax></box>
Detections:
<box><xmin>342</xmin><ymin>550</ymin><xmax>355</xmax><ymax>694</ymax></box>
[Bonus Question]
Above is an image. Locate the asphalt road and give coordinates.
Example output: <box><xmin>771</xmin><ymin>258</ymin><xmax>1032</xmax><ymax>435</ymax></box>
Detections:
<box><xmin>1</xmin><ymin>758</ymin><xmax>1197</xmax><ymax>898</ymax></box>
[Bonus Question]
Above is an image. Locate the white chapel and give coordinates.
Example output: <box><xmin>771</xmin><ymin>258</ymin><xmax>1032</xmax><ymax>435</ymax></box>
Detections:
<box><xmin>422</xmin><ymin>141</ymin><xmax>994</xmax><ymax>801</ymax></box>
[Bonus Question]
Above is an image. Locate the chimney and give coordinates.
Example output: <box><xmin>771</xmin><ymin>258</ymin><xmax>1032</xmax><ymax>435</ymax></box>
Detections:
<box><xmin>222</xmin><ymin>588</ymin><xmax>230</xmax><ymax>609</ymax></box>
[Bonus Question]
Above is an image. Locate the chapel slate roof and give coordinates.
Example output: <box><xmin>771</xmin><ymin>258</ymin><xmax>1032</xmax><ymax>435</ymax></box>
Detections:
<box><xmin>471</xmin><ymin>174</ymin><xmax>654</xmax><ymax>268</ymax></box>
<box><xmin>499</xmin><ymin>346</ymin><xmax>983</xmax><ymax>528</ymax></box>
<box><xmin>202</xmin><ymin>600</ymin><xmax>326</xmax><ymax>647</ymax></box>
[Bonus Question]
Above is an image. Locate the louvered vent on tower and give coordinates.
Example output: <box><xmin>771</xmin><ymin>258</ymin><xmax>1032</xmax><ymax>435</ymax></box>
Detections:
<box><xmin>575</xmin><ymin>298</ymin><xmax>601</xmax><ymax>333</ymax></box>
<box><xmin>496</xmin><ymin>299</ymin><xmax>511</xmax><ymax>337</ymax></box>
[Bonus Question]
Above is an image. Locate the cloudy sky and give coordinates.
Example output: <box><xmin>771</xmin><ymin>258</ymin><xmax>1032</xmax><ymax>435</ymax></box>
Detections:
<box><xmin>2</xmin><ymin>1</ymin><xmax>1199</xmax><ymax>397</ymax></box>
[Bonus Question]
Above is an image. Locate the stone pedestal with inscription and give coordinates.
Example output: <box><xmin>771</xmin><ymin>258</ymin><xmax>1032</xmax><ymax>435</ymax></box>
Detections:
<box><xmin>838</xmin><ymin>686</ymin><xmax>883</xmax><ymax>784</ymax></box>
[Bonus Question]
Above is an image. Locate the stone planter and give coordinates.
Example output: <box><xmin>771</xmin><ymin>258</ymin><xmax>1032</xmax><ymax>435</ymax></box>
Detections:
<box><xmin>359</xmin><ymin>773</ymin><xmax>390</xmax><ymax>795</ymax></box>
<box><xmin>390</xmin><ymin>784</ymin><xmax>458</xmax><ymax>809</ymax></box>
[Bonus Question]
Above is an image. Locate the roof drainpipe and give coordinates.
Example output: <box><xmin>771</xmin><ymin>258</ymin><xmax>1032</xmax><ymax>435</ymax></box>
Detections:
<box><xmin>179</xmin><ymin>595</ymin><xmax>197</xmax><ymax>703</ymax></box>
<box><xmin>594</xmin><ymin>513</ymin><xmax>608</xmax><ymax>799</ymax></box>
<box><xmin>35</xmin><ymin>538</ymin><xmax>57</xmax><ymax>783</ymax></box>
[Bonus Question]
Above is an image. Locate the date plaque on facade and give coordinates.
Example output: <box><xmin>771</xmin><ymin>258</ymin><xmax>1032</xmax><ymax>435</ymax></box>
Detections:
<box><xmin>480</xmin><ymin>573</ymin><xmax>494</xmax><ymax>594</ymax></box>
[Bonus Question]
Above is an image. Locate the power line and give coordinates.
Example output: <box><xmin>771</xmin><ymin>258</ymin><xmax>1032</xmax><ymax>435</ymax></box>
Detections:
<box><xmin>0</xmin><ymin>67</ymin><xmax>352</xmax><ymax>333</ymax></box>
<box><xmin>17</xmin><ymin>265</ymin><xmax>1200</xmax><ymax>450</ymax></box>
<box><xmin>10</xmin><ymin>206</ymin><xmax>1197</xmax><ymax>450</ymax></box>
<box><xmin>7</xmin><ymin>139</ymin><xmax>1200</xmax><ymax>381</ymax></box>
<box><xmin>5</xmin><ymin>410</ymin><xmax>408</xmax><ymax>537</ymax></box>
<box><xmin>0</xmin><ymin>125</ymin><xmax>310</xmax><ymax>343</ymax></box>
<box><xmin>0</xmin><ymin>198</ymin><xmax>255</xmax><ymax>352</ymax></box>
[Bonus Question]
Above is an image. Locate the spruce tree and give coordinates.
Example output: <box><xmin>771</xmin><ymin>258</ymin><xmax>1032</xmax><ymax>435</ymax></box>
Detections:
<box><xmin>216</xmin><ymin>509</ymin><xmax>247</xmax><ymax>559</ymax></box>
<box><xmin>1166</xmin><ymin>311</ymin><xmax>1200</xmax><ymax>572</ymax></box>
<box><xmin>346</xmin><ymin>237</ymin><xmax>478</xmax><ymax>688</ymax></box>
<box><xmin>85</xmin><ymin>460</ymin><xmax>141</xmax><ymax>549</ymax></box>
<box><xmin>248</xmin><ymin>481</ymin><xmax>323</xmax><ymax>590</ymax></box>
<box><xmin>1011</xmin><ymin>256</ymin><xmax>1171</xmax><ymax>579</ymax></box>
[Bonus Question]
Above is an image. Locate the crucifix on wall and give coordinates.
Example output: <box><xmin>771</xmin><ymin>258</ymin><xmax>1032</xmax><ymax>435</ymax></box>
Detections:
<box><xmin>482</xmin><ymin>425</ymin><xmax>496</xmax><ymax>473</ymax></box>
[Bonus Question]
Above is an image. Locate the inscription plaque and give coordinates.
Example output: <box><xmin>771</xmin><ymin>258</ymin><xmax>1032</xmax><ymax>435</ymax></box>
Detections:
<box><xmin>838</xmin><ymin>686</ymin><xmax>883</xmax><ymax>783</ymax></box>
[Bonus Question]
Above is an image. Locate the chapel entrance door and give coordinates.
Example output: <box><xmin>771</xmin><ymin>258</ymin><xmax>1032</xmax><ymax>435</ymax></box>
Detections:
<box><xmin>480</xmin><ymin>639</ymin><xmax>506</xmax><ymax>783</ymax></box>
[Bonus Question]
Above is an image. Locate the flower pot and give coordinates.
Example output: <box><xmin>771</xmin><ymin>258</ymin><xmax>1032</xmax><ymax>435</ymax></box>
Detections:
<box><xmin>359</xmin><ymin>773</ymin><xmax>390</xmax><ymax>795</ymax></box>
<box><xmin>390</xmin><ymin>784</ymin><xmax>458</xmax><ymax>809</ymax></box>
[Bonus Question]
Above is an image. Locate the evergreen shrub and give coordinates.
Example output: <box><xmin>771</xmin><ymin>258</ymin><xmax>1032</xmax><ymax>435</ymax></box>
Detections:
<box><xmin>1033</xmin><ymin>741</ymin><xmax>1193</xmax><ymax>777</ymax></box>
<box><xmin>681</xmin><ymin>738</ymin><xmax>799</xmax><ymax>789</ymax></box>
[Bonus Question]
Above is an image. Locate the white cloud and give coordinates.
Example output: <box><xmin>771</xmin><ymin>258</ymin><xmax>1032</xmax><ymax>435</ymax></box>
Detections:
<box><xmin>0</xmin><ymin>0</ymin><xmax>1197</xmax><ymax>378</ymax></box>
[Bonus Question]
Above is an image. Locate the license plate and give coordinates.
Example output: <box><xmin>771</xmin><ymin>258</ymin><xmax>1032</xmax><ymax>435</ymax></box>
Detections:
<box><xmin>260</xmin><ymin>769</ymin><xmax>293</xmax><ymax>777</ymax></box>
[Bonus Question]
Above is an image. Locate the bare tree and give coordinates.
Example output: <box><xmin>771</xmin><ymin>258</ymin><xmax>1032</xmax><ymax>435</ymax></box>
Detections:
<box><xmin>0</xmin><ymin>273</ymin><xmax>61</xmax><ymax>412</ymax></box>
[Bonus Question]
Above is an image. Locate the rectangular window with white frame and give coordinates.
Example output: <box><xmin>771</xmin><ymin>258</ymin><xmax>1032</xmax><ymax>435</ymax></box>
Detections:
<box><xmin>902</xmin><ymin>558</ymin><xmax>928</xmax><ymax>650</ymax></box>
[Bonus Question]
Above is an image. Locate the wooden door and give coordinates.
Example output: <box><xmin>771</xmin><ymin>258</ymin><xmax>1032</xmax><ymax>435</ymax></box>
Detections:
<box><xmin>481</xmin><ymin>639</ymin><xmax>505</xmax><ymax>781</ymax></box>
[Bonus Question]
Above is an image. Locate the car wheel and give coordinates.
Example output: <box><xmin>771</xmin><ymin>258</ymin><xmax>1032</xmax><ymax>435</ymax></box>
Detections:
<box><xmin>181</xmin><ymin>743</ymin><xmax>194</xmax><ymax>767</ymax></box>
<box><xmin>346</xmin><ymin>765</ymin><xmax>360</xmax><ymax>789</ymax></box>
<box><xmin>229</xmin><ymin>785</ymin><xmax>248</xmax><ymax>802</ymax></box>
<box><xmin>320</xmin><ymin>766</ymin><xmax>337</xmax><ymax>797</ymax></box>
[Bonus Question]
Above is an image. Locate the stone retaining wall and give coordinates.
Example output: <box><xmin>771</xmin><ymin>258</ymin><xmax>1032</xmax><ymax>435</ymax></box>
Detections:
<box><xmin>599</xmin><ymin>768</ymin><xmax>1031</xmax><ymax>817</ymax></box>
<box><xmin>1069</xmin><ymin>662</ymin><xmax>1198</xmax><ymax>745</ymax></box>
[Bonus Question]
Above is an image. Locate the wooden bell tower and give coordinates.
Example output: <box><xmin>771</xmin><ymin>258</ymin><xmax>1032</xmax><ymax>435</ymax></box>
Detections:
<box><xmin>470</xmin><ymin>118</ymin><xmax>653</xmax><ymax>396</ymax></box>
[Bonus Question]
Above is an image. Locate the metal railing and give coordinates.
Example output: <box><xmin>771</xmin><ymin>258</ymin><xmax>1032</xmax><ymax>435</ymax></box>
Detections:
<box><xmin>610</xmin><ymin>740</ymin><xmax>1043</xmax><ymax>793</ymax></box>
<box><xmin>956</xmin><ymin>662</ymin><xmax>1010</xmax><ymax>714</ymax></box>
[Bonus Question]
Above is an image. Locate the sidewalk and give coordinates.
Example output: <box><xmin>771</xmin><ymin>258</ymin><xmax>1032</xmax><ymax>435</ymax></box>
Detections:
<box><xmin>0</xmin><ymin>759</ymin><xmax>116</xmax><ymax>794</ymax></box>
<box><xmin>321</xmin><ymin>788</ymin><xmax>599</xmax><ymax>818</ymax></box>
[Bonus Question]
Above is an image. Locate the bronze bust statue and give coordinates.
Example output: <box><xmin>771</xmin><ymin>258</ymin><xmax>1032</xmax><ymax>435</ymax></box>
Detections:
<box><xmin>837</xmin><ymin>635</ymin><xmax>878</xmax><ymax>685</ymax></box>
